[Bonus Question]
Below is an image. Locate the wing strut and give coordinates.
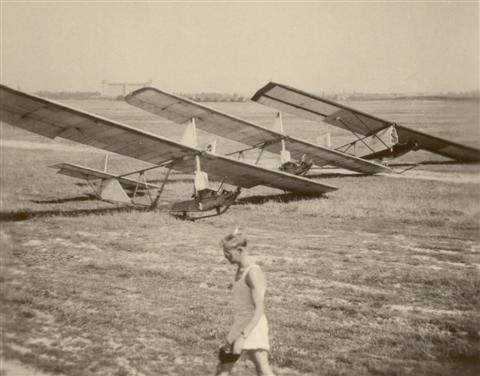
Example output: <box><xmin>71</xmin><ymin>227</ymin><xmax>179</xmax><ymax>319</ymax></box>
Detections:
<box><xmin>335</xmin><ymin>112</ymin><xmax>397</xmax><ymax>156</ymax></box>
<box><xmin>255</xmin><ymin>147</ymin><xmax>265</xmax><ymax>165</ymax></box>
<box><xmin>150</xmin><ymin>165</ymin><xmax>174</xmax><ymax>209</ymax></box>
<box><xmin>116</xmin><ymin>159</ymin><xmax>174</xmax><ymax>178</ymax></box>
<box><xmin>85</xmin><ymin>178</ymin><xmax>102</xmax><ymax>200</ymax></box>
<box><xmin>350</xmin><ymin>112</ymin><xmax>394</xmax><ymax>151</ymax></box>
<box><xmin>274</xmin><ymin>112</ymin><xmax>292</xmax><ymax>164</ymax></box>
<box><xmin>103</xmin><ymin>154</ymin><xmax>109</xmax><ymax>172</ymax></box>
<box><xmin>335</xmin><ymin>116</ymin><xmax>377</xmax><ymax>155</ymax></box>
<box><xmin>225</xmin><ymin>139</ymin><xmax>282</xmax><ymax>158</ymax></box>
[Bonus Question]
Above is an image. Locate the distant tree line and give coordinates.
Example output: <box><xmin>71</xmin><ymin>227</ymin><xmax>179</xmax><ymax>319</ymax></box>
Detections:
<box><xmin>34</xmin><ymin>90</ymin><xmax>247</xmax><ymax>102</ymax></box>
<box><xmin>329</xmin><ymin>91</ymin><xmax>480</xmax><ymax>101</ymax></box>
<box><xmin>34</xmin><ymin>90</ymin><xmax>479</xmax><ymax>102</ymax></box>
<box><xmin>35</xmin><ymin>91</ymin><xmax>101</xmax><ymax>100</ymax></box>
<box><xmin>176</xmin><ymin>92</ymin><xmax>248</xmax><ymax>102</ymax></box>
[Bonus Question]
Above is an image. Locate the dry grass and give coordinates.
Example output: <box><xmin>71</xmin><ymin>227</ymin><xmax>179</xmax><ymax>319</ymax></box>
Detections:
<box><xmin>1</xmin><ymin>99</ymin><xmax>479</xmax><ymax>376</ymax></box>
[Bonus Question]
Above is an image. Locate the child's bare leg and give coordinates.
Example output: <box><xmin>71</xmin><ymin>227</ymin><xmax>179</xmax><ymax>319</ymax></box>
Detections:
<box><xmin>248</xmin><ymin>350</ymin><xmax>275</xmax><ymax>376</ymax></box>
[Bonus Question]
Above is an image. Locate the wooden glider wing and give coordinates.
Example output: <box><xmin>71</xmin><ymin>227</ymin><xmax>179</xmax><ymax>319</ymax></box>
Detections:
<box><xmin>0</xmin><ymin>84</ymin><xmax>195</xmax><ymax>165</ymax></box>
<box><xmin>393</xmin><ymin>126</ymin><xmax>480</xmax><ymax>162</ymax></box>
<box><xmin>50</xmin><ymin>163</ymin><xmax>160</xmax><ymax>190</ymax></box>
<box><xmin>172</xmin><ymin>154</ymin><xmax>337</xmax><ymax>194</ymax></box>
<box><xmin>125</xmin><ymin>87</ymin><xmax>390</xmax><ymax>174</ymax></box>
<box><xmin>0</xmin><ymin>84</ymin><xmax>336</xmax><ymax>195</ymax></box>
<box><xmin>252</xmin><ymin>82</ymin><xmax>480</xmax><ymax>163</ymax></box>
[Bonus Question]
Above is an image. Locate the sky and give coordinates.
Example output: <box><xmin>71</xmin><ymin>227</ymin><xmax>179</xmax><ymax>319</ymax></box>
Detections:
<box><xmin>1</xmin><ymin>1</ymin><xmax>479</xmax><ymax>94</ymax></box>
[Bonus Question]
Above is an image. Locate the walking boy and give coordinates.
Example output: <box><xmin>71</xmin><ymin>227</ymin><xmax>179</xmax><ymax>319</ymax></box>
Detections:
<box><xmin>215</xmin><ymin>231</ymin><xmax>275</xmax><ymax>376</ymax></box>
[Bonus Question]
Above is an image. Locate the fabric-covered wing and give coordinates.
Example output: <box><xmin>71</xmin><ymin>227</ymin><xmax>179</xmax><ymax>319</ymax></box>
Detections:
<box><xmin>50</xmin><ymin>163</ymin><xmax>160</xmax><ymax>190</ymax></box>
<box><xmin>0</xmin><ymin>84</ymin><xmax>195</xmax><ymax>165</ymax></box>
<box><xmin>395</xmin><ymin>126</ymin><xmax>480</xmax><ymax>162</ymax></box>
<box><xmin>126</xmin><ymin>87</ymin><xmax>277</xmax><ymax>146</ymax></box>
<box><xmin>252</xmin><ymin>82</ymin><xmax>480</xmax><ymax>163</ymax></box>
<box><xmin>252</xmin><ymin>81</ymin><xmax>389</xmax><ymax>136</ymax></box>
<box><xmin>125</xmin><ymin>87</ymin><xmax>390</xmax><ymax>174</ymax></box>
<box><xmin>171</xmin><ymin>153</ymin><xmax>337</xmax><ymax>194</ymax></box>
<box><xmin>0</xmin><ymin>84</ymin><xmax>336</xmax><ymax>195</ymax></box>
<box><xmin>261</xmin><ymin>137</ymin><xmax>383</xmax><ymax>172</ymax></box>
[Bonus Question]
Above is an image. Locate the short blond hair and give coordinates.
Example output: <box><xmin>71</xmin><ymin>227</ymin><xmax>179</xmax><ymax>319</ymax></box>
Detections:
<box><xmin>221</xmin><ymin>232</ymin><xmax>247</xmax><ymax>251</ymax></box>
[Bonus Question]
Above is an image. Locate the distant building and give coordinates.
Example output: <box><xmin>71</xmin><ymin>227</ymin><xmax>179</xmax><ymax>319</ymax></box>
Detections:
<box><xmin>101</xmin><ymin>80</ymin><xmax>153</xmax><ymax>98</ymax></box>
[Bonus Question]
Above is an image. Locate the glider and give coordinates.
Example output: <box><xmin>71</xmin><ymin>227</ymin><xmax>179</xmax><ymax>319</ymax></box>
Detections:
<box><xmin>0</xmin><ymin>84</ymin><xmax>337</xmax><ymax>220</ymax></box>
<box><xmin>251</xmin><ymin>82</ymin><xmax>480</xmax><ymax>163</ymax></box>
<box><xmin>125</xmin><ymin>87</ymin><xmax>391</xmax><ymax>175</ymax></box>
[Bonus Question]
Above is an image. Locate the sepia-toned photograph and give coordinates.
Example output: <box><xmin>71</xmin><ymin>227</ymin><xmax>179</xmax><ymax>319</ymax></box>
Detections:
<box><xmin>1</xmin><ymin>1</ymin><xmax>479</xmax><ymax>375</ymax></box>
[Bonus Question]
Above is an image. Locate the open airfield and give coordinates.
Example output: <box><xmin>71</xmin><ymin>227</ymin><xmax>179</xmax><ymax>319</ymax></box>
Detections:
<box><xmin>1</xmin><ymin>98</ymin><xmax>479</xmax><ymax>375</ymax></box>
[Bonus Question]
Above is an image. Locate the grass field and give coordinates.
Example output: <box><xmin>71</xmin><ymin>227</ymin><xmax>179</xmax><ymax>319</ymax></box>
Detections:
<box><xmin>1</xmin><ymin>99</ymin><xmax>479</xmax><ymax>376</ymax></box>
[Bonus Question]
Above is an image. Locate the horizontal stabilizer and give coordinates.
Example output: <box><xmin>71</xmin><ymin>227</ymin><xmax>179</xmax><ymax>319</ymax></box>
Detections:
<box><xmin>50</xmin><ymin>163</ymin><xmax>160</xmax><ymax>190</ymax></box>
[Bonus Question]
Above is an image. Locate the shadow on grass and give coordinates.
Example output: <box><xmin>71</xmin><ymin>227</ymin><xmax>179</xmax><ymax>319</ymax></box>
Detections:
<box><xmin>30</xmin><ymin>195</ymin><xmax>95</xmax><ymax>204</ymax></box>
<box><xmin>31</xmin><ymin>193</ymin><xmax>149</xmax><ymax>203</ymax></box>
<box><xmin>4</xmin><ymin>192</ymin><xmax>327</xmax><ymax>222</ymax></box>
<box><xmin>235</xmin><ymin>192</ymin><xmax>328</xmax><ymax>206</ymax></box>
<box><xmin>388</xmin><ymin>160</ymin><xmax>463</xmax><ymax>167</ymax></box>
<box><xmin>417</xmin><ymin>160</ymin><xmax>470</xmax><ymax>166</ymax></box>
<box><xmin>0</xmin><ymin>206</ymin><xmax>149</xmax><ymax>222</ymax></box>
<box><xmin>306</xmin><ymin>171</ymin><xmax>370</xmax><ymax>179</ymax></box>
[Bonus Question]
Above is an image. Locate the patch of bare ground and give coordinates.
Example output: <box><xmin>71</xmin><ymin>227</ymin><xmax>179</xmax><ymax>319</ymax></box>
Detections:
<box><xmin>0</xmin><ymin>359</ymin><xmax>63</xmax><ymax>376</ymax></box>
<box><xmin>383</xmin><ymin>169</ymin><xmax>480</xmax><ymax>184</ymax></box>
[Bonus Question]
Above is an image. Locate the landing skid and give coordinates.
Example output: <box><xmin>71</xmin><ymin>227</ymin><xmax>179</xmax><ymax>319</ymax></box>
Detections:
<box><xmin>170</xmin><ymin>204</ymin><xmax>233</xmax><ymax>221</ymax></box>
<box><xmin>169</xmin><ymin>188</ymin><xmax>240</xmax><ymax>221</ymax></box>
